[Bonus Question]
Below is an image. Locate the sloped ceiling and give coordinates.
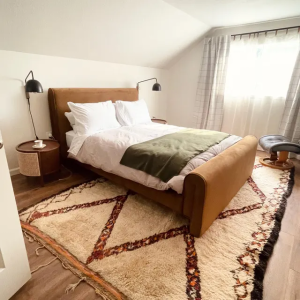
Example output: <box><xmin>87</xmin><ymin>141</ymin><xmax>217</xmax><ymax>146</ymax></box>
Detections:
<box><xmin>0</xmin><ymin>0</ymin><xmax>210</xmax><ymax>68</ymax></box>
<box><xmin>163</xmin><ymin>0</ymin><xmax>300</xmax><ymax>27</ymax></box>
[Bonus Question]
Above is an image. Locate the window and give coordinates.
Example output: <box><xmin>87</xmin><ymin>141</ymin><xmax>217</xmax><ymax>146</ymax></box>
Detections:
<box><xmin>222</xmin><ymin>29</ymin><xmax>300</xmax><ymax>138</ymax></box>
<box><xmin>225</xmin><ymin>31</ymin><xmax>299</xmax><ymax>98</ymax></box>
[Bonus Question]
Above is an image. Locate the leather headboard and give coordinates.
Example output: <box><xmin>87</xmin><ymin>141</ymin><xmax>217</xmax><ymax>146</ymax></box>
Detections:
<box><xmin>48</xmin><ymin>88</ymin><xmax>138</xmax><ymax>159</ymax></box>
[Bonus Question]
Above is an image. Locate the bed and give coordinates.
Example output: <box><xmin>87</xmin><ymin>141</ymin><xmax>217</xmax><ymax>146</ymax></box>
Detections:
<box><xmin>48</xmin><ymin>88</ymin><xmax>258</xmax><ymax>237</ymax></box>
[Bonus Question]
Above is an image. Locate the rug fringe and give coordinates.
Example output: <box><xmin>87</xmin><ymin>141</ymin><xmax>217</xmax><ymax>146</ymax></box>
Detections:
<box><xmin>251</xmin><ymin>167</ymin><xmax>295</xmax><ymax>299</ymax></box>
<box><xmin>65</xmin><ymin>277</ymin><xmax>86</xmax><ymax>294</ymax></box>
<box><xmin>31</xmin><ymin>257</ymin><xmax>57</xmax><ymax>274</ymax></box>
<box><xmin>62</xmin><ymin>262</ymin><xmax>71</xmax><ymax>270</ymax></box>
<box><xmin>35</xmin><ymin>245</ymin><xmax>45</xmax><ymax>256</ymax></box>
<box><xmin>95</xmin><ymin>289</ymin><xmax>113</xmax><ymax>300</ymax></box>
<box><xmin>23</xmin><ymin>231</ymin><xmax>34</xmax><ymax>242</ymax></box>
<box><xmin>22</xmin><ymin>229</ymin><xmax>120</xmax><ymax>299</ymax></box>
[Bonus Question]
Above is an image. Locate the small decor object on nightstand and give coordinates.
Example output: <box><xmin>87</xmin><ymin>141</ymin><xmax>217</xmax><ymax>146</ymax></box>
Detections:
<box><xmin>16</xmin><ymin>140</ymin><xmax>60</xmax><ymax>186</ymax></box>
<box><xmin>33</xmin><ymin>140</ymin><xmax>46</xmax><ymax>149</ymax></box>
<box><xmin>151</xmin><ymin>118</ymin><xmax>167</xmax><ymax>124</ymax></box>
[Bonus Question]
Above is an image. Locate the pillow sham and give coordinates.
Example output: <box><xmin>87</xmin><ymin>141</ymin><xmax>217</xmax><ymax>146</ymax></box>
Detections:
<box><xmin>64</xmin><ymin>112</ymin><xmax>78</xmax><ymax>133</ymax></box>
<box><xmin>65</xmin><ymin>112</ymin><xmax>75</xmax><ymax>126</ymax></box>
<box><xmin>115</xmin><ymin>99</ymin><xmax>151</xmax><ymax>126</ymax></box>
<box><xmin>67</xmin><ymin>101</ymin><xmax>121</xmax><ymax>135</ymax></box>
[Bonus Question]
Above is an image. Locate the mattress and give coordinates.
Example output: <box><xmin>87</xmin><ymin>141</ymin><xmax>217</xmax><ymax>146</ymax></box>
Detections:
<box><xmin>66</xmin><ymin>130</ymin><xmax>76</xmax><ymax>148</ymax></box>
<box><xmin>68</xmin><ymin>123</ymin><xmax>241</xmax><ymax>194</ymax></box>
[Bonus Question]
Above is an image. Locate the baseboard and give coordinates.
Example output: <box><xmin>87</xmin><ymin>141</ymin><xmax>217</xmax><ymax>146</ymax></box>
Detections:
<box><xmin>10</xmin><ymin>167</ymin><xmax>20</xmax><ymax>176</ymax></box>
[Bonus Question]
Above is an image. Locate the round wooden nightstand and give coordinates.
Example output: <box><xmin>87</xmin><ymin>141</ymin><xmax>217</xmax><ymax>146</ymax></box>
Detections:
<box><xmin>16</xmin><ymin>140</ymin><xmax>60</xmax><ymax>186</ymax></box>
<box><xmin>151</xmin><ymin>118</ymin><xmax>167</xmax><ymax>124</ymax></box>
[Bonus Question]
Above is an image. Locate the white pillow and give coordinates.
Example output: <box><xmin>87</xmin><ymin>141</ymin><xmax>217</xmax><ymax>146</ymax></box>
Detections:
<box><xmin>65</xmin><ymin>112</ymin><xmax>78</xmax><ymax>133</ymax></box>
<box><xmin>67</xmin><ymin>101</ymin><xmax>121</xmax><ymax>135</ymax></box>
<box><xmin>115</xmin><ymin>99</ymin><xmax>151</xmax><ymax>126</ymax></box>
<box><xmin>65</xmin><ymin>112</ymin><xmax>75</xmax><ymax>126</ymax></box>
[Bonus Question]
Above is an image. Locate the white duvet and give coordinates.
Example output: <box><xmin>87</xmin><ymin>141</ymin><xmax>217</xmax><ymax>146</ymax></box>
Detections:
<box><xmin>68</xmin><ymin>123</ymin><xmax>241</xmax><ymax>194</ymax></box>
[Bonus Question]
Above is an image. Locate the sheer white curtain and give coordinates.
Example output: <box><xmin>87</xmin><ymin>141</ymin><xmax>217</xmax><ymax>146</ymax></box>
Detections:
<box><xmin>221</xmin><ymin>29</ymin><xmax>300</xmax><ymax>140</ymax></box>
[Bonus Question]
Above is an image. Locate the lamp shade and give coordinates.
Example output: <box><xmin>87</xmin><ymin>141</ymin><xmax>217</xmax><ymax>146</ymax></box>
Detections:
<box><xmin>137</xmin><ymin>78</ymin><xmax>162</xmax><ymax>92</ymax></box>
<box><xmin>152</xmin><ymin>82</ymin><xmax>161</xmax><ymax>91</ymax></box>
<box><xmin>25</xmin><ymin>79</ymin><xmax>43</xmax><ymax>93</ymax></box>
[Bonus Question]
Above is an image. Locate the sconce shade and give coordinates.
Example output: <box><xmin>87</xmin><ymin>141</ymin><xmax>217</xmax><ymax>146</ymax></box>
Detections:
<box><xmin>137</xmin><ymin>78</ymin><xmax>162</xmax><ymax>92</ymax></box>
<box><xmin>25</xmin><ymin>79</ymin><xmax>43</xmax><ymax>93</ymax></box>
<box><xmin>152</xmin><ymin>82</ymin><xmax>161</xmax><ymax>91</ymax></box>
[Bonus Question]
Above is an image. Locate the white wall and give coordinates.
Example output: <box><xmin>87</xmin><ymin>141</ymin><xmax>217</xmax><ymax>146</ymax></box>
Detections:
<box><xmin>167</xmin><ymin>17</ymin><xmax>300</xmax><ymax>127</ymax></box>
<box><xmin>0</xmin><ymin>0</ymin><xmax>210</xmax><ymax>69</ymax></box>
<box><xmin>0</xmin><ymin>50</ymin><xmax>169</xmax><ymax>172</ymax></box>
<box><xmin>2</xmin><ymin>17</ymin><xmax>300</xmax><ymax>172</ymax></box>
<box><xmin>167</xmin><ymin>40</ymin><xmax>205</xmax><ymax>127</ymax></box>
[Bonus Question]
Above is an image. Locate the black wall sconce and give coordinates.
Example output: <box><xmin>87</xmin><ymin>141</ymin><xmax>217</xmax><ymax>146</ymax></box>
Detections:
<box><xmin>25</xmin><ymin>70</ymin><xmax>43</xmax><ymax>139</ymax></box>
<box><xmin>136</xmin><ymin>78</ymin><xmax>161</xmax><ymax>91</ymax></box>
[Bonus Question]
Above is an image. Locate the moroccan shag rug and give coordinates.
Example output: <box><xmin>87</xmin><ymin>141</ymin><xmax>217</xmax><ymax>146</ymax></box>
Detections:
<box><xmin>19</xmin><ymin>159</ymin><xmax>294</xmax><ymax>300</ymax></box>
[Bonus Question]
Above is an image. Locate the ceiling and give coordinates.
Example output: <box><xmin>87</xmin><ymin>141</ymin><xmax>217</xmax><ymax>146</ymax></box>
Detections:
<box><xmin>0</xmin><ymin>0</ymin><xmax>209</xmax><ymax>69</ymax></box>
<box><xmin>163</xmin><ymin>0</ymin><xmax>300</xmax><ymax>27</ymax></box>
<box><xmin>1</xmin><ymin>1</ymin><xmax>298</xmax><ymax>69</ymax></box>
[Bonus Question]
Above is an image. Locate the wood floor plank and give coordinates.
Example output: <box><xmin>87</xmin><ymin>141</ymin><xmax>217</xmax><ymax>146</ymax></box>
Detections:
<box><xmin>284</xmin><ymin>269</ymin><xmax>300</xmax><ymax>300</ymax></box>
<box><xmin>290</xmin><ymin>238</ymin><xmax>300</xmax><ymax>273</ymax></box>
<box><xmin>15</xmin><ymin>169</ymin><xmax>97</xmax><ymax>212</ymax></box>
<box><xmin>11</xmin><ymin>167</ymin><xmax>100</xmax><ymax>300</ymax></box>
<box><xmin>281</xmin><ymin>193</ymin><xmax>300</xmax><ymax>236</ymax></box>
<box><xmin>12</xmin><ymin>243</ymin><xmax>100</xmax><ymax>300</ymax></box>
<box><xmin>263</xmin><ymin>232</ymin><xmax>294</xmax><ymax>300</ymax></box>
<box><xmin>252</xmin><ymin>152</ymin><xmax>300</xmax><ymax>300</ymax></box>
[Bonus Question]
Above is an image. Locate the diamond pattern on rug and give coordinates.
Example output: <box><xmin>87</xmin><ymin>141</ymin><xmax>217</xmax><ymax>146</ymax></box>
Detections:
<box><xmin>196</xmin><ymin>210</ymin><xmax>263</xmax><ymax>300</ymax></box>
<box><xmin>20</xmin><ymin>162</ymin><xmax>293</xmax><ymax>300</ymax></box>
<box><xmin>86</xmin><ymin>194</ymin><xmax>129</xmax><ymax>264</ymax></box>
<box><xmin>89</xmin><ymin>234</ymin><xmax>188</xmax><ymax>300</ymax></box>
<box><xmin>20</xmin><ymin>179</ymin><xmax>126</xmax><ymax>221</ymax></box>
<box><xmin>252</xmin><ymin>166</ymin><xmax>286</xmax><ymax>197</ymax></box>
<box><xmin>28</xmin><ymin>194</ymin><xmax>126</xmax><ymax>223</ymax></box>
<box><xmin>230</xmin><ymin>169</ymin><xmax>291</xmax><ymax>300</ymax></box>
<box><xmin>218</xmin><ymin>176</ymin><xmax>266</xmax><ymax>219</ymax></box>
<box><xmin>91</xmin><ymin>226</ymin><xmax>188</xmax><ymax>262</ymax></box>
<box><xmin>105</xmin><ymin>194</ymin><xmax>188</xmax><ymax>249</ymax></box>
<box><xmin>32</xmin><ymin>201</ymin><xmax>117</xmax><ymax>263</ymax></box>
<box><xmin>184</xmin><ymin>232</ymin><xmax>201</xmax><ymax>300</ymax></box>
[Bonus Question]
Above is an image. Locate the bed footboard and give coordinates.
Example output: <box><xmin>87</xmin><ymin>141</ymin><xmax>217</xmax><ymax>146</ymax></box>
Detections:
<box><xmin>183</xmin><ymin>135</ymin><xmax>258</xmax><ymax>237</ymax></box>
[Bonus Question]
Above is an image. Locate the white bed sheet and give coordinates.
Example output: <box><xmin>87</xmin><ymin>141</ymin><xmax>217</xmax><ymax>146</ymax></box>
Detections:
<box><xmin>66</xmin><ymin>130</ymin><xmax>76</xmax><ymax>148</ymax></box>
<box><xmin>68</xmin><ymin>123</ymin><xmax>241</xmax><ymax>194</ymax></box>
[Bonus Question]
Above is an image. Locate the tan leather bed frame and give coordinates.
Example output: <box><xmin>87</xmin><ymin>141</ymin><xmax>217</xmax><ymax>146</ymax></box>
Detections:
<box><xmin>48</xmin><ymin>88</ymin><xmax>258</xmax><ymax>237</ymax></box>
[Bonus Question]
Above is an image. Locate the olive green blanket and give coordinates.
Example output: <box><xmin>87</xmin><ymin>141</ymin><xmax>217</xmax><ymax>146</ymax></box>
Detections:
<box><xmin>120</xmin><ymin>129</ymin><xmax>229</xmax><ymax>183</ymax></box>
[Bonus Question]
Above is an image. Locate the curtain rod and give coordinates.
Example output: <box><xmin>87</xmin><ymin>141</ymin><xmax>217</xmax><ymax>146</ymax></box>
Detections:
<box><xmin>231</xmin><ymin>25</ymin><xmax>300</xmax><ymax>37</ymax></box>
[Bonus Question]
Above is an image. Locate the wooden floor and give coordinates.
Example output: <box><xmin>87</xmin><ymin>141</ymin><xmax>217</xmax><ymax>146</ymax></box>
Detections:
<box><xmin>11</xmin><ymin>165</ymin><xmax>100</xmax><ymax>300</ymax></box>
<box><xmin>10</xmin><ymin>153</ymin><xmax>300</xmax><ymax>300</ymax></box>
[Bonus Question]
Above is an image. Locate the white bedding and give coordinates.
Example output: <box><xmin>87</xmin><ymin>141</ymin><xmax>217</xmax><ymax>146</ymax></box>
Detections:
<box><xmin>68</xmin><ymin>123</ymin><xmax>241</xmax><ymax>194</ymax></box>
<box><xmin>66</xmin><ymin>130</ymin><xmax>76</xmax><ymax>148</ymax></box>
